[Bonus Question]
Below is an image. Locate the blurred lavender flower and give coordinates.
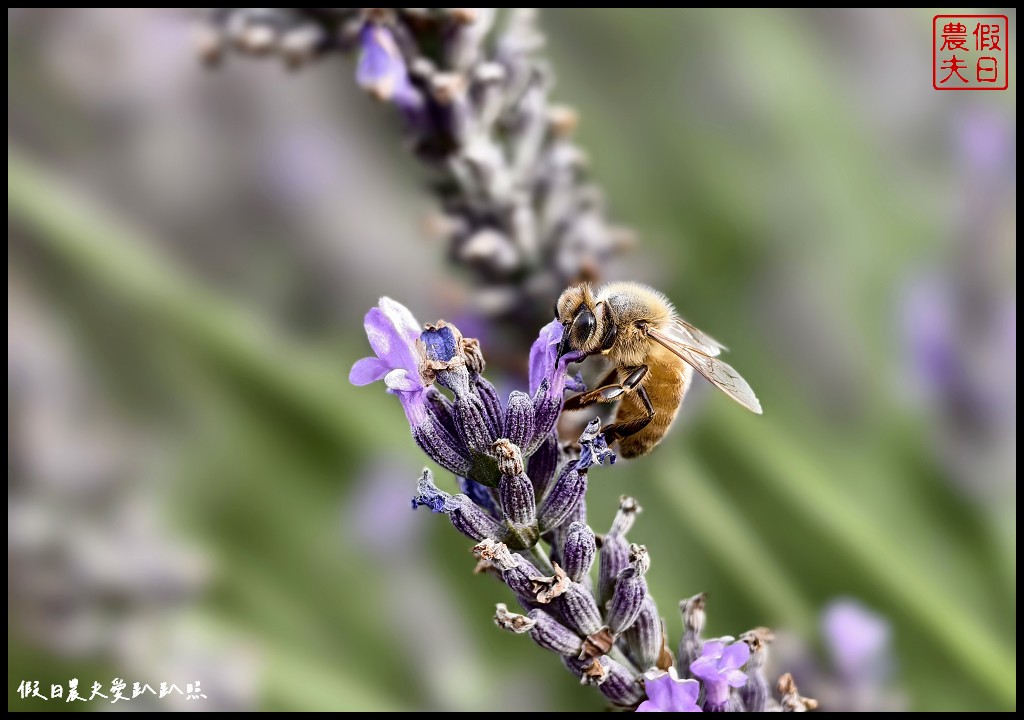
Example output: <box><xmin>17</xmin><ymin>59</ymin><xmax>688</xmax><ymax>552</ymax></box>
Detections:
<box><xmin>8</xmin><ymin>282</ymin><xmax>259</xmax><ymax>710</ymax></box>
<box><xmin>822</xmin><ymin>599</ymin><xmax>891</xmax><ymax>685</ymax></box>
<box><xmin>351</xmin><ymin>297</ymin><xmax>810</xmax><ymax>711</ymax></box>
<box><xmin>772</xmin><ymin>598</ymin><xmax>902</xmax><ymax>712</ymax></box>
<box><xmin>898</xmin><ymin>106</ymin><xmax>1016</xmax><ymax>505</ymax></box>
<box><xmin>199</xmin><ymin>8</ymin><xmax>633</xmax><ymax>343</ymax></box>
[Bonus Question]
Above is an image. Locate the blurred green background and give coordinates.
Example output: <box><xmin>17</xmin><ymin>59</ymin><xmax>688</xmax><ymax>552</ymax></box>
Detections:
<box><xmin>8</xmin><ymin>8</ymin><xmax>1015</xmax><ymax>712</ymax></box>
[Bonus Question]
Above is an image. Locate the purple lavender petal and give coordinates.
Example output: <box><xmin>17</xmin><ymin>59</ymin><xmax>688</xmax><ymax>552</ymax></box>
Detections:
<box><xmin>383</xmin><ymin>368</ymin><xmax>422</xmax><ymax>392</ymax></box>
<box><xmin>644</xmin><ymin>671</ymin><xmax>674</xmax><ymax>709</ymax></box>
<box><xmin>701</xmin><ymin>640</ymin><xmax>725</xmax><ymax>659</ymax></box>
<box><xmin>642</xmin><ymin>669</ymin><xmax>703</xmax><ymax>712</ymax></box>
<box><xmin>636</xmin><ymin>701</ymin><xmax>664</xmax><ymax>712</ymax></box>
<box><xmin>365</xmin><ymin>304</ymin><xmax>419</xmax><ymax>375</ymax></box>
<box><xmin>720</xmin><ymin>641</ymin><xmax>750</xmax><ymax>670</ymax></box>
<box><xmin>725</xmin><ymin>669</ymin><xmax>747</xmax><ymax>688</ymax></box>
<box><xmin>669</xmin><ymin>676</ymin><xmax>702</xmax><ymax>710</ymax></box>
<box><xmin>688</xmin><ymin>656</ymin><xmax>717</xmax><ymax>683</ymax></box>
<box><xmin>529</xmin><ymin>319</ymin><xmax>564</xmax><ymax>395</ymax></box>
<box><xmin>348</xmin><ymin>356</ymin><xmax>388</xmax><ymax>385</ymax></box>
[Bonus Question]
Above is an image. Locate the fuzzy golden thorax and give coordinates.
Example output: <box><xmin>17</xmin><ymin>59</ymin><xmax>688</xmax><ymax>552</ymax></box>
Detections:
<box><xmin>596</xmin><ymin>282</ymin><xmax>675</xmax><ymax>367</ymax></box>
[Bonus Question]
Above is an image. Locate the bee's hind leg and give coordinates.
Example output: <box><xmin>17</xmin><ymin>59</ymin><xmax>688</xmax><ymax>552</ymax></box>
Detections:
<box><xmin>562</xmin><ymin>365</ymin><xmax>648</xmax><ymax>411</ymax></box>
<box><xmin>601</xmin><ymin>385</ymin><xmax>655</xmax><ymax>444</ymax></box>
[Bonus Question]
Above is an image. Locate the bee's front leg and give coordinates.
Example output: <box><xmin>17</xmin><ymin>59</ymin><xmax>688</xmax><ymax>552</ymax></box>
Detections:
<box><xmin>562</xmin><ymin>365</ymin><xmax>648</xmax><ymax>411</ymax></box>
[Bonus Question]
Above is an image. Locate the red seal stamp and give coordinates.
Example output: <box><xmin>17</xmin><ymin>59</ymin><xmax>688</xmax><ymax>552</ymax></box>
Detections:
<box><xmin>934</xmin><ymin>15</ymin><xmax>1009</xmax><ymax>90</ymax></box>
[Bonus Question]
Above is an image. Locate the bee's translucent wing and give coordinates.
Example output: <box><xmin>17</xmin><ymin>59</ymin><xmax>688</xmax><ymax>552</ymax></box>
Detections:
<box><xmin>661</xmin><ymin>316</ymin><xmax>726</xmax><ymax>357</ymax></box>
<box><xmin>648</xmin><ymin>326</ymin><xmax>762</xmax><ymax>414</ymax></box>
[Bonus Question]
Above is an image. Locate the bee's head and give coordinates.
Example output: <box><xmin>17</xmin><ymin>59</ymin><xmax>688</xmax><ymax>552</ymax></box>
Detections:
<box><xmin>555</xmin><ymin>284</ymin><xmax>604</xmax><ymax>358</ymax></box>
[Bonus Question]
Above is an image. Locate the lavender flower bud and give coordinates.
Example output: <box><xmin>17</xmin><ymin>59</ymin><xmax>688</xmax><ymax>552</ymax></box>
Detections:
<box><xmin>494</xmin><ymin>440</ymin><xmax>534</xmax><ymax>522</ymax></box>
<box><xmin>545</xmin><ymin>499</ymin><xmax>583</xmax><ymax>571</ymax></box>
<box><xmin>425</xmin><ymin>387</ymin><xmax>463</xmax><ymax>441</ymax></box>
<box><xmin>536</xmin><ymin>462</ymin><xmax>587</xmax><ymax>533</ymax></box>
<box><xmin>474</xmin><ymin>539</ymin><xmax>542</xmax><ymax>608</ymax></box>
<box><xmin>503</xmin><ymin>391</ymin><xmax>536</xmax><ymax>452</ymax></box>
<box><xmin>560</xmin><ymin>521</ymin><xmax>596</xmax><ymax>584</ymax></box>
<box><xmin>564</xmin><ymin>656</ymin><xmax>644</xmax><ymax>707</ymax></box>
<box><xmin>596</xmin><ymin>656</ymin><xmax>645</xmax><ymax>707</ymax></box>
<box><xmin>474</xmin><ymin>374</ymin><xmax>504</xmax><ymax>439</ymax></box>
<box><xmin>598</xmin><ymin>534</ymin><xmax>629</xmax><ymax>608</ymax></box>
<box><xmin>606</xmin><ymin>545</ymin><xmax>650</xmax><ymax>634</ymax></box>
<box><xmin>493</xmin><ymin>439</ymin><xmax>538</xmax><ymax>548</ymax></box>
<box><xmin>531</xmin><ymin>379</ymin><xmax>562</xmax><ymax>446</ymax></box>
<box><xmin>526</xmin><ymin>433</ymin><xmax>559</xmax><ymax>495</ymax></box>
<box><xmin>455</xmin><ymin>393</ymin><xmax>496</xmax><ymax>455</ymax></box>
<box><xmin>598</xmin><ymin>497</ymin><xmax>641</xmax><ymax>605</ymax></box>
<box><xmin>412</xmin><ymin>417</ymin><xmax>472</xmax><ymax>477</ymax></box>
<box><xmin>678</xmin><ymin>592</ymin><xmax>707</xmax><ymax>678</ymax></box>
<box><xmin>739</xmin><ymin>627</ymin><xmax>774</xmax><ymax>713</ymax></box>
<box><xmin>623</xmin><ymin>596</ymin><xmax>668</xmax><ymax>672</ymax></box>
<box><xmin>526</xmin><ymin>608</ymin><xmax>584</xmax><ymax>656</ymax></box>
<box><xmin>412</xmin><ymin>470</ymin><xmax>502</xmax><ymax>542</ymax></box>
<box><xmin>553</xmin><ymin>581</ymin><xmax>602</xmax><ymax>637</ymax></box>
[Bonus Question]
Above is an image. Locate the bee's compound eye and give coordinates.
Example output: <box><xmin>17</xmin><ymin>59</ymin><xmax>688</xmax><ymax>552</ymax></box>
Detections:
<box><xmin>571</xmin><ymin>308</ymin><xmax>596</xmax><ymax>344</ymax></box>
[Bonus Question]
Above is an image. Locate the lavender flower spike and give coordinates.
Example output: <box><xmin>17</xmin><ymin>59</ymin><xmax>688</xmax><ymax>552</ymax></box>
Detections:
<box><xmin>637</xmin><ymin>667</ymin><xmax>702</xmax><ymax>713</ymax></box>
<box><xmin>690</xmin><ymin>639</ymin><xmax>750</xmax><ymax>712</ymax></box>
<box><xmin>344</xmin><ymin>295</ymin><xmax>809</xmax><ymax>710</ymax></box>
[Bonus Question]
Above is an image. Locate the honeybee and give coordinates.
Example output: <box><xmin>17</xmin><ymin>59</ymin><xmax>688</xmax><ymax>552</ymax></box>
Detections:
<box><xmin>555</xmin><ymin>282</ymin><xmax>762</xmax><ymax>458</ymax></box>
